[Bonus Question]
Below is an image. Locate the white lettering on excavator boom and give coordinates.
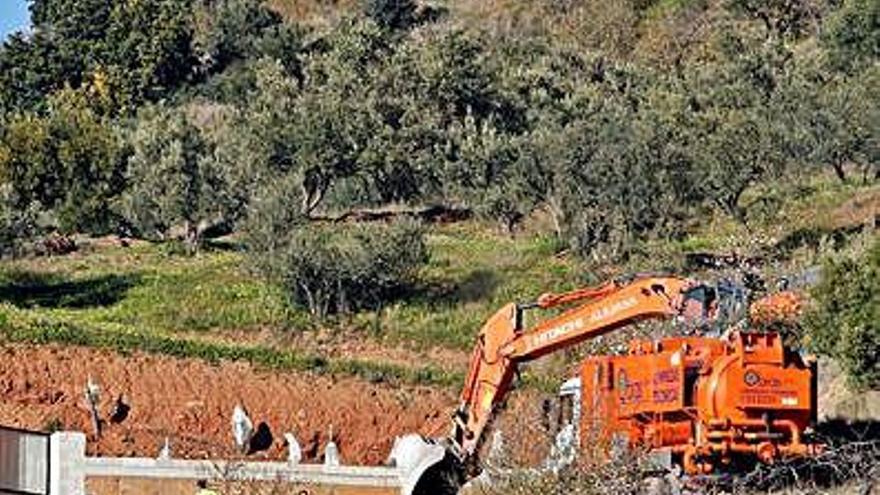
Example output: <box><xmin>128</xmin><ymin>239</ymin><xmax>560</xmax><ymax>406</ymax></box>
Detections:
<box><xmin>588</xmin><ymin>297</ymin><xmax>638</xmax><ymax>324</ymax></box>
<box><xmin>533</xmin><ymin>318</ymin><xmax>585</xmax><ymax>347</ymax></box>
<box><xmin>530</xmin><ymin>296</ymin><xmax>639</xmax><ymax>350</ymax></box>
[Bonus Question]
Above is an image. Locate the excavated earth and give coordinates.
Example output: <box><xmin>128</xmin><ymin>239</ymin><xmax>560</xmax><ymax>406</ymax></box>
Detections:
<box><xmin>0</xmin><ymin>343</ymin><xmax>457</xmax><ymax>464</ymax></box>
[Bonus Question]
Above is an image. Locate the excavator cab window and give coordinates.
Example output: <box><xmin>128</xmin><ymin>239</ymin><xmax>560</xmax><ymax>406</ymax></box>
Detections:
<box><xmin>680</xmin><ymin>285</ymin><xmax>717</xmax><ymax>331</ymax></box>
<box><xmin>714</xmin><ymin>279</ymin><xmax>748</xmax><ymax>331</ymax></box>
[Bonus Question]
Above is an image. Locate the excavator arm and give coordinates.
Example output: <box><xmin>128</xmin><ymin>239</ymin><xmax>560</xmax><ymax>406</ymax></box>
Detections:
<box><xmin>450</xmin><ymin>276</ymin><xmax>701</xmax><ymax>460</ymax></box>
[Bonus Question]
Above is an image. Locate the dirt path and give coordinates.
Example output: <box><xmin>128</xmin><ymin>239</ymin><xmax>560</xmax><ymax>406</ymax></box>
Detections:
<box><xmin>0</xmin><ymin>344</ymin><xmax>455</xmax><ymax>464</ymax></box>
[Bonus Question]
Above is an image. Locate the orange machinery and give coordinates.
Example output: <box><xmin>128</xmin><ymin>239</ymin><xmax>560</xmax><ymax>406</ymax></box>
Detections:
<box><xmin>402</xmin><ymin>275</ymin><xmax>819</xmax><ymax>494</ymax></box>
<box><xmin>580</xmin><ymin>331</ymin><xmax>817</xmax><ymax>474</ymax></box>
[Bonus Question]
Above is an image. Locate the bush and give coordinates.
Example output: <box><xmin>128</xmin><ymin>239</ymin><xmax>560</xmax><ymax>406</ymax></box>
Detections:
<box><xmin>249</xmin><ymin>219</ymin><xmax>428</xmax><ymax>319</ymax></box>
<box><xmin>805</xmin><ymin>239</ymin><xmax>880</xmax><ymax>391</ymax></box>
<box><xmin>0</xmin><ymin>184</ymin><xmax>41</xmax><ymax>257</ymax></box>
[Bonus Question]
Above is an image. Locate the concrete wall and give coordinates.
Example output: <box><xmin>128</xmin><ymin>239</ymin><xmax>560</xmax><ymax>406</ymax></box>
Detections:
<box><xmin>85</xmin><ymin>477</ymin><xmax>397</xmax><ymax>495</ymax></box>
<box><xmin>48</xmin><ymin>432</ymin><xmax>407</xmax><ymax>495</ymax></box>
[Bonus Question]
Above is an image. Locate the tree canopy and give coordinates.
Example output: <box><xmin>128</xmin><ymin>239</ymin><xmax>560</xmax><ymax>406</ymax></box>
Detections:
<box><xmin>0</xmin><ymin>0</ymin><xmax>876</xmax><ymax>260</ymax></box>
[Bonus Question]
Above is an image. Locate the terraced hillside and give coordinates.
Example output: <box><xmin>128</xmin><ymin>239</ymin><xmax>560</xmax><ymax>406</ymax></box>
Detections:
<box><xmin>0</xmin><ymin>176</ymin><xmax>875</xmax><ymax>465</ymax></box>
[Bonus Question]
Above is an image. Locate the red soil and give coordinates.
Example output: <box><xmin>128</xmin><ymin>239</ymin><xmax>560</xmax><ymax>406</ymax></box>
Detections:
<box><xmin>0</xmin><ymin>344</ymin><xmax>455</xmax><ymax>464</ymax></box>
<box><xmin>195</xmin><ymin>326</ymin><xmax>471</xmax><ymax>374</ymax></box>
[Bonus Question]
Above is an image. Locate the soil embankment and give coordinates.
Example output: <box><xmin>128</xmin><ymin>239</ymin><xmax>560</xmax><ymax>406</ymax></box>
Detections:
<box><xmin>0</xmin><ymin>344</ymin><xmax>455</xmax><ymax>464</ymax></box>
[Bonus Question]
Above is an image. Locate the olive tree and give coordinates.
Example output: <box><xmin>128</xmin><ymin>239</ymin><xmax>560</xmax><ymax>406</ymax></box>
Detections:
<box><xmin>725</xmin><ymin>0</ymin><xmax>825</xmax><ymax>40</ymax></box>
<box><xmin>822</xmin><ymin>0</ymin><xmax>880</xmax><ymax>73</ymax></box>
<box><xmin>192</xmin><ymin>0</ymin><xmax>288</xmax><ymax>74</ymax></box>
<box><xmin>0</xmin><ymin>88</ymin><xmax>124</xmax><ymax>235</ymax></box>
<box><xmin>794</xmin><ymin>67</ymin><xmax>880</xmax><ymax>183</ymax></box>
<box><xmin>688</xmin><ymin>108</ymin><xmax>781</xmax><ymax>221</ymax></box>
<box><xmin>121</xmin><ymin>105</ymin><xmax>228</xmax><ymax>253</ymax></box>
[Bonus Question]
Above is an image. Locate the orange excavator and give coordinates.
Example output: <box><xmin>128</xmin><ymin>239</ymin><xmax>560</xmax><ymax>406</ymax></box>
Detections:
<box><xmin>393</xmin><ymin>275</ymin><xmax>818</xmax><ymax>494</ymax></box>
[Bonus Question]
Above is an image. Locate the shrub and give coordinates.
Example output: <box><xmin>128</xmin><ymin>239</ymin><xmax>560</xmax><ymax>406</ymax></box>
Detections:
<box><xmin>0</xmin><ymin>184</ymin><xmax>41</xmax><ymax>257</ymax></box>
<box><xmin>805</xmin><ymin>239</ymin><xmax>880</xmax><ymax>390</ymax></box>
<box><xmin>249</xmin><ymin>219</ymin><xmax>428</xmax><ymax>319</ymax></box>
<box><xmin>363</xmin><ymin>0</ymin><xmax>418</xmax><ymax>31</ymax></box>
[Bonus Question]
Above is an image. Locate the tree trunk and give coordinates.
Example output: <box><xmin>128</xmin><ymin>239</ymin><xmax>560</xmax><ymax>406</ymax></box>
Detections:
<box><xmin>503</xmin><ymin>212</ymin><xmax>523</xmax><ymax>238</ymax></box>
<box><xmin>861</xmin><ymin>163</ymin><xmax>875</xmax><ymax>185</ymax></box>
<box><xmin>184</xmin><ymin>220</ymin><xmax>200</xmax><ymax>255</ymax></box>
<box><xmin>301</xmin><ymin>282</ymin><xmax>316</xmax><ymax>317</ymax></box>
<box><xmin>546</xmin><ymin>199</ymin><xmax>565</xmax><ymax>238</ymax></box>
<box><xmin>301</xmin><ymin>182</ymin><xmax>327</xmax><ymax>217</ymax></box>
<box><xmin>832</xmin><ymin>161</ymin><xmax>847</xmax><ymax>183</ymax></box>
<box><xmin>720</xmin><ymin>194</ymin><xmax>747</xmax><ymax>225</ymax></box>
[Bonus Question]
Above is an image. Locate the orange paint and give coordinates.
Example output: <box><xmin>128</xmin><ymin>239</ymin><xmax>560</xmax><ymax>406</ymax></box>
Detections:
<box><xmin>580</xmin><ymin>332</ymin><xmax>819</xmax><ymax>473</ymax></box>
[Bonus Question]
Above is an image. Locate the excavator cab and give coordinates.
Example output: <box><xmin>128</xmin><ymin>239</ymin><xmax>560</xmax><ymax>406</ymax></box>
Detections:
<box><xmin>680</xmin><ymin>284</ymin><xmax>717</xmax><ymax>329</ymax></box>
<box><xmin>679</xmin><ymin>281</ymin><xmax>748</xmax><ymax>336</ymax></box>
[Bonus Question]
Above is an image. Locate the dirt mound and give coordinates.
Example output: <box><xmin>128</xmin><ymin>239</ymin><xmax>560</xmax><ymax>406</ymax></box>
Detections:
<box><xmin>0</xmin><ymin>344</ymin><xmax>454</xmax><ymax>464</ymax></box>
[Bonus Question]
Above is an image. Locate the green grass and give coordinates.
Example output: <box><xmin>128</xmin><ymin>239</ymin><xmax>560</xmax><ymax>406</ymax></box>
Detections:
<box><xmin>0</xmin><ymin>174</ymin><xmax>873</xmax><ymax>386</ymax></box>
<box><xmin>0</xmin><ymin>226</ymin><xmax>583</xmax><ymax>353</ymax></box>
<box><xmin>0</xmin><ymin>244</ymin><xmax>294</xmax><ymax>334</ymax></box>
<box><xmin>355</xmin><ymin>223</ymin><xmax>582</xmax><ymax>349</ymax></box>
<box><xmin>3</xmin><ymin>221</ymin><xmax>588</xmax><ymax>351</ymax></box>
<box><xmin>0</xmin><ymin>302</ymin><xmax>462</xmax><ymax>387</ymax></box>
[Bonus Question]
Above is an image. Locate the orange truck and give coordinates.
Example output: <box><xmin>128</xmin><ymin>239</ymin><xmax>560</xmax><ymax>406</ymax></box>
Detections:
<box><xmin>394</xmin><ymin>275</ymin><xmax>820</xmax><ymax>494</ymax></box>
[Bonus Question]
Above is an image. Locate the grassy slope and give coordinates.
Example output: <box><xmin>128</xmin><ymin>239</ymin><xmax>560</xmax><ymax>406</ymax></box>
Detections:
<box><xmin>360</xmin><ymin>222</ymin><xmax>580</xmax><ymax>349</ymax></box>
<box><xmin>0</xmin><ymin>176</ymin><xmax>875</xmax><ymax>387</ymax></box>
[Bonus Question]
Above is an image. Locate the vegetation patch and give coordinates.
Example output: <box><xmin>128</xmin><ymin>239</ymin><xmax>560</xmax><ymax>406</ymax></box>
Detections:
<box><xmin>806</xmin><ymin>238</ymin><xmax>880</xmax><ymax>390</ymax></box>
<box><xmin>0</xmin><ymin>303</ymin><xmax>462</xmax><ymax>388</ymax></box>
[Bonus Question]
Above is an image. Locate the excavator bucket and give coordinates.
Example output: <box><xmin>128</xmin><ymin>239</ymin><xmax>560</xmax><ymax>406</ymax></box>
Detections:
<box><xmin>388</xmin><ymin>435</ymin><xmax>464</xmax><ymax>495</ymax></box>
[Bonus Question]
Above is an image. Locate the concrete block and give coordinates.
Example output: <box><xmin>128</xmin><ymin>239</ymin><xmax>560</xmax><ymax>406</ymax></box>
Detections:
<box><xmin>50</xmin><ymin>432</ymin><xmax>86</xmax><ymax>495</ymax></box>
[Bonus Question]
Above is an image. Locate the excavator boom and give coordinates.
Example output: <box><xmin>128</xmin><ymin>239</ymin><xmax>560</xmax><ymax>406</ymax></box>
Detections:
<box><xmin>451</xmin><ymin>276</ymin><xmax>701</xmax><ymax>459</ymax></box>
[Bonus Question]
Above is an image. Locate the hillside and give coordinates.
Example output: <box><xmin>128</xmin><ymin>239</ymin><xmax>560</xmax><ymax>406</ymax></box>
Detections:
<box><xmin>0</xmin><ymin>177</ymin><xmax>873</xmax><ymax>374</ymax></box>
<box><xmin>0</xmin><ymin>176</ymin><xmax>875</xmax><ymax>464</ymax></box>
<box><xmin>0</xmin><ymin>0</ymin><xmax>877</xmax><ymax>492</ymax></box>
